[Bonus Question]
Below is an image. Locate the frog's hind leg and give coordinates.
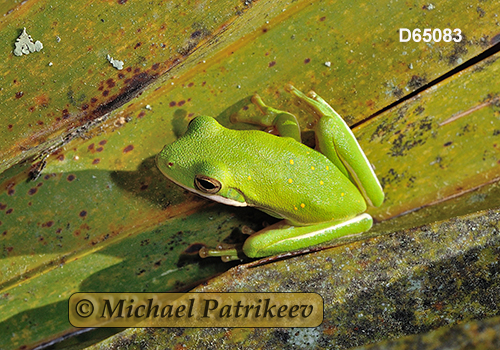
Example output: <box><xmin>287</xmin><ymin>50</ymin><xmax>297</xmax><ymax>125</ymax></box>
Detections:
<box><xmin>285</xmin><ymin>84</ymin><xmax>384</xmax><ymax>208</ymax></box>
<box><xmin>231</xmin><ymin>94</ymin><xmax>302</xmax><ymax>142</ymax></box>
<box><xmin>243</xmin><ymin>213</ymin><xmax>373</xmax><ymax>258</ymax></box>
<box><xmin>199</xmin><ymin>214</ymin><xmax>374</xmax><ymax>261</ymax></box>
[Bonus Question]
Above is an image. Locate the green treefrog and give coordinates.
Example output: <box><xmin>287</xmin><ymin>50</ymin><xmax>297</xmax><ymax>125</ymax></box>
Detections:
<box><xmin>156</xmin><ymin>85</ymin><xmax>384</xmax><ymax>261</ymax></box>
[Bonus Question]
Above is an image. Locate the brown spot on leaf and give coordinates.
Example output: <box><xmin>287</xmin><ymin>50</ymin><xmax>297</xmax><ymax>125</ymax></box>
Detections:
<box><xmin>91</xmin><ymin>97</ymin><xmax>98</xmax><ymax>104</ymax></box>
<box><xmin>169</xmin><ymin>101</ymin><xmax>176</xmax><ymax>107</ymax></box>
<box><xmin>7</xmin><ymin>189</ymin><xmax>15</xmax><ymax>196</ymax></box>
<box><xmin>118</xmin><ymin>73</ymin><xmax>125</xmax><ymax>79</ymax></box>
<box><xmin>28</xmin><ymin>188</ymin><xmax>38</xmax><ymax>196</ymax></box>
<box><xmin>118</xmin><ymin>0</ymin><xmax>127</xmax><ymax>3</ymax></box>
<box><xmin>140</xmin><ymin>184</ymin><xmax>149</xmax><ymax>191</ymax></box>
<box><xmin>57</xmin><ymin>154</ymin><xmax>65</xmax><ymax>161</ymax></box>
<box><xmin>92</xmin><ymin>72</ymin><xmax>154</xmax><ymax>122</ymax></box>
<box><xmin>444</xmin><ymin>141</ymin><xmax>453</xmax><ymax>147</ymax></box>
<box><xmin>191</xmin><ymin>30</ymin><xmax>203</xmax><ymax>39</ymax></box>
<box><xmin>178</xmin><ymin>100</ymin><xmax>186</xmax><ymax>106</ymax></box>
<box><xmin>99</xmin><ymin>140</ymin><xmax>107</xmax><ymax>146</ymax></box>
<box><xmin>15</xmin><ymin>91</ymin><xmax>24</xmax><ymax>99</ymax></box>
<box><xmin>67</xmin><ymin>174</ymin><xmax>76</xmax><ymax>182</ymax></box>
<box><xmin>0</xmin><ymin>203</ymin><xmax>6</xmax><ymax>210</ymax></box>
<box><xmin>42</xmin><ymin>221</ymin><xmax>54</xmax><ymax>228</ymax></box>
<box><xmin>304</xmin><ymin>58</ymin><xmax>311</xmax><ymax>64</ymax></box>
<box><xmin>6</xmin><ymin>208</ymin><xmax>13</xmax><ymax>214</ymax></box>
<box><xmin>134</xmin><ymin>42</ymin><xmax>142</xmax><ymax>49</ymax></box>
<box><xmin>106</xmin><ymin>79</ymin><xmax>115</xmax><ymax>88</ymax></box>
<box><xmin>320</xmin><ymin>16</ymin><xmax>326</xmax><ymax>21</ymax></box>
<box><xmin>96</xmin><ymin>147</ymin><xmax>103</xmax><ymax>152</ymax></box>
<box><xmin>123</xmin><ymin>145</ymin><xmax>134</xmax><ymax>153</ymax></box>
<box><xmin>92</xmin><ymin>158</ymin><xmax>100</xmax><ymax>164</ymax></box>
<box><xmin>79</xmin><ymin>210</ymin><xmax>87</xmax><ymax>218</ymax></box>
<box><xmin>34</xmin><ymin>94</ymin><xmax>49</xmax><ymax>107</ymax></box>
<box><xmin>188</xmin><ymin>82</ymin><xmax>194</xmax><ymax>87</ymax></box>
<box><xmin>102</xmin><ymin>90</ymin><xmax>109</xmax><ymax>97</ymax></box>
<box><xmin>88</xmin><ymin>143</ymin><xmax>95</xmax><ymax>150</ymax></box>
<box><xmin>138</xmin><ymin>111</ymin><xmax>146</xmax><ymax>118</ymax></box>
<box><xmin>269</xmin><ymin>61</ymin><xmax>276</xmax><ymax>67</ymax></box>
<box><xmin>62</xmin><ymin>109</ymin><xmax>70</xmax><ymax>119</ymax></box>
<box><xmin>82</xmin><ymin>104</ymin><xmax>89</xmax><ymax>110</ymax></box>
<box><xmin>152</xmin><ymin>63</ymin><xmax>160</xmax><ymax>70</ymax></box>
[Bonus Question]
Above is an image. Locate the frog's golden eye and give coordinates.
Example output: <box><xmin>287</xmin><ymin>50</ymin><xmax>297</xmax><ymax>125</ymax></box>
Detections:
<box><xmin>194</xmin><ymin>175</ymin><xmax>221</xmax><ymax>194</ymax></box>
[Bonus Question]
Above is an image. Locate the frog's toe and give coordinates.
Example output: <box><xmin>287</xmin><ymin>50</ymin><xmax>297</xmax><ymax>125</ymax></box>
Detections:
<box><xmin>241</xmin><ymin>225</ymin><xmax>255</xmax><ymax>235</ymax></box>
<box><xmin>198</xmin><ymin>243</ymin><xmax>243</xmax><ymax>262</ymax></box>
<box><xmin>306</xmin><ymin>90</ymin><xmax>318</xmax><ymax>99</ymax></box>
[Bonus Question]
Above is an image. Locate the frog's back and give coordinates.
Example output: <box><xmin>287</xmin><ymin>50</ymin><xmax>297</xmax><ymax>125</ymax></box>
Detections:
<box><xmin>219</xmin><ymin>128</ymin><xmax>367</xmax><ymax>225</ymax></box>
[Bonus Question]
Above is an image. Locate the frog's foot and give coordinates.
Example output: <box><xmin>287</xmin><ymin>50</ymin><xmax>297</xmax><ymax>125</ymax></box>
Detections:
<box><xmin>199</xmin><ymin>243</ymin><xmax>244</xmax><ymax>262</ymax></box>
<box><xmin>284</xmin><ymin>84</ymin><xmax>336</xmax><ymax>118</ymax></box>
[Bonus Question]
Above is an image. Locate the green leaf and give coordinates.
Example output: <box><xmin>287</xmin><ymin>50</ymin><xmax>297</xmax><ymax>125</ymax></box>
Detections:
<box><xmin>1</xmin><ymin>0</ymin><xmax>499</xmax><ymax>349</ymax></box>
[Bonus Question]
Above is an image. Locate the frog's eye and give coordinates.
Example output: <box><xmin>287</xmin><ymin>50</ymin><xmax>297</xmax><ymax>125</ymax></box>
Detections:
<box><xmin>194</xmin><ymin>175</ymin><xmax>221</xmax><ymax>194</ymax></box>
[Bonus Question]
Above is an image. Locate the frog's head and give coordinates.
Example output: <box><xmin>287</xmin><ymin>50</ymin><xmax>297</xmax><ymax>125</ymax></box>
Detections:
<box><xmin>156</xmin><ymin>116</ymin><xmax>247</xmax><ymax>206</ymax></box>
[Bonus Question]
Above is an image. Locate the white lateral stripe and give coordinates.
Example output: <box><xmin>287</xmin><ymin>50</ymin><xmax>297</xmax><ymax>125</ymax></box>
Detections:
<box><xmin>338</xmin><ymin>148</ymin><xmax>382</xmax><ymax>207</ymax></box>
<box><xmin>276</xmin><ymin>213</ymin><xmax>371</xmax><ymax>244</ymax></box>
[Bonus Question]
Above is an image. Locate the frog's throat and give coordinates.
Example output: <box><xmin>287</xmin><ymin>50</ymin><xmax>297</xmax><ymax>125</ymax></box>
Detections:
<box><xmin>163</xmin><ymin>173</ymin><xmax>248</xmax><ymax>207</ymax></box>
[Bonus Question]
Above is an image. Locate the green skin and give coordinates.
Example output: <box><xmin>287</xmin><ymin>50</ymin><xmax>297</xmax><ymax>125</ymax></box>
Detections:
<box><xmin>156</xmin><ymin>85</ymin><xmax>384</xmax><ymax>261</ymax></box>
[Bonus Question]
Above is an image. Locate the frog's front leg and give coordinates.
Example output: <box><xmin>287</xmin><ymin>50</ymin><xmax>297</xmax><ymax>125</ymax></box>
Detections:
<box><xmin>231</xmin><ymin>95</ymin><xmax>302</xmax><ymax>142</ymax></box>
